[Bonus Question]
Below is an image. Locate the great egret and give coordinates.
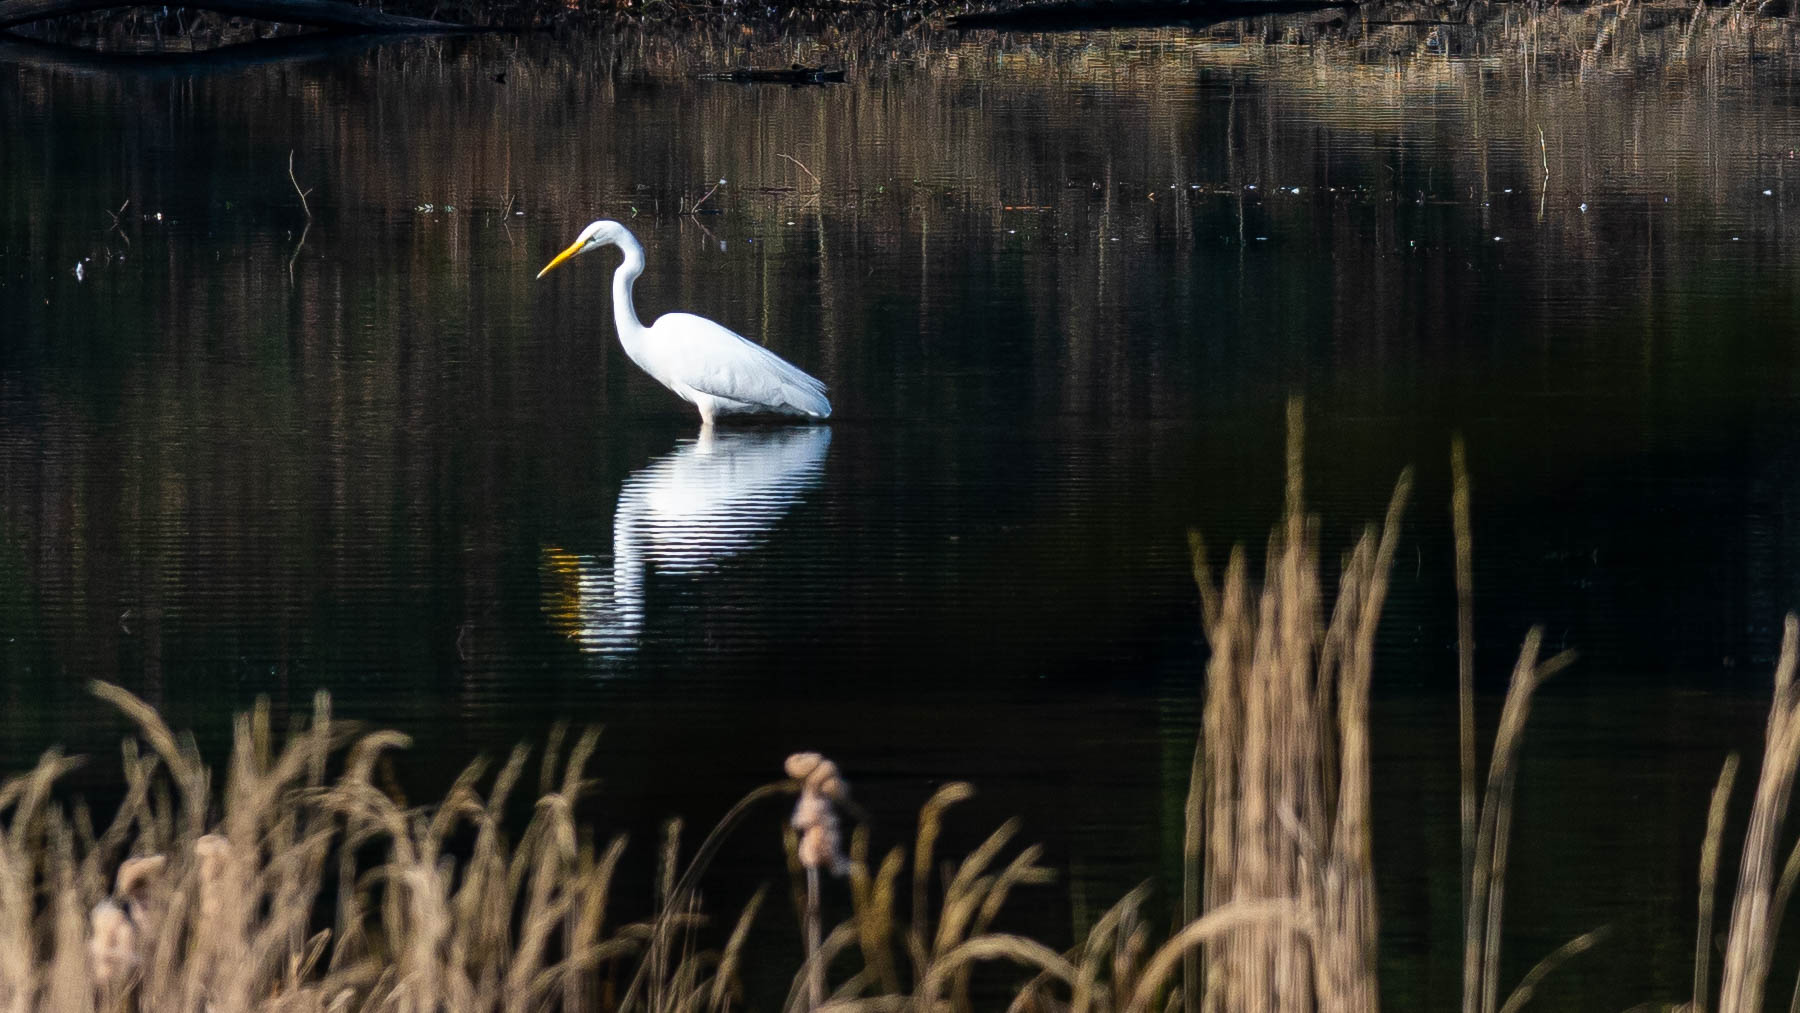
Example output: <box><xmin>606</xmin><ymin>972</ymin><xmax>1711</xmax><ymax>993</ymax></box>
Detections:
<box><xmin>537</xmin><ymin>220</ymin><xmax>832</xmax><ymax>426</ymax></box>
<box><xmin>540</xmin><ymin>426</ymin><xmax>833</xmax><ymax>654</ymax></box>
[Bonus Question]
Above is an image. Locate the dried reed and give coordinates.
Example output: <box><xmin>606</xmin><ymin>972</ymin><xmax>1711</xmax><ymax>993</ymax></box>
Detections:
<box><xmin>1667</xmin><ymin>615</ymin><xmax>1800</xmax><ymax>1013</ymax></box>
<box><xmin>1449</xmin><ymin>438</ymin><xmax>1591</xmax><ymax>1013</ymax></box>
<box><xmin>1694</xmin><ymin>755</ymin><xmax>1741</xmax><ymax>1012</ymax></box>
<box><xmin>1451</xmin><ymin>437</ymin><xmax>1476</xmax><ymax>927</ymax></box>
<box><xmin>1714</xmin><ymin>616</ymin><xmax>1800</xmax><ymax>1013</ymax></box>
<box><xmin>1185</xmin><ymin>397</ymin><xmax>1407</xmax><ymax>1013</ymax></box>
<box><xmin>0</xmin><ymin>683</ymin><xmax>768</xmax><ymax>1013</ymax></box>
<box><xmin>0</xmin><ymin>689</ymin><xmax>1126</xmax><ymax>1013</ymax></box>
<box><xmin>1458</xmin><ymin>629</ymin><xmax>1577</xmax><ymax>1013</ymax></box>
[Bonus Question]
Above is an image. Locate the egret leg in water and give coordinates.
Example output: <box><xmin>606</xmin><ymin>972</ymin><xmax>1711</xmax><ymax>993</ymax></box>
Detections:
<box><xmin>537</xmin><ymin>221</ymin><xmax>833</xmax><ymax>426</ymax></box>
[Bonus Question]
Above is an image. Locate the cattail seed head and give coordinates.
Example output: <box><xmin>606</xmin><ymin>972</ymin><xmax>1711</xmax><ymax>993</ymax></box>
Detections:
<box><xmin>785</xmin><ymin>752</ymin><xmax>824</xmax><ymax>780</ymax></box>
<box><xmin>788</xmin><ymin>753</ymin><xmax>850</xmax><ymax>876</ymax></box>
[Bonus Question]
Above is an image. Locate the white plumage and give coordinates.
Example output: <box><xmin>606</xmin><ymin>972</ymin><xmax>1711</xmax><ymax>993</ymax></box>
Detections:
<box><xmin>538</xmin><ymin>220</ymin><xmax>832</xmax><ymax>426</ymax></box>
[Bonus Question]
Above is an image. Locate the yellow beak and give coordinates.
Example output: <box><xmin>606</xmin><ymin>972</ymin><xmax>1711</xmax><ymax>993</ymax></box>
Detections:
<box><xmin>537</xmin><ymin>240</ymin><xmax>585</xmax><ymax>279</ymax></box>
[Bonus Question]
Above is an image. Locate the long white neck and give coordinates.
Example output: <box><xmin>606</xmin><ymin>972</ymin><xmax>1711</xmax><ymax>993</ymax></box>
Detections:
<box><xmin>610</xmin><ymin>234</ymin><xmax>648</xmax><ymax>342</ymax></box>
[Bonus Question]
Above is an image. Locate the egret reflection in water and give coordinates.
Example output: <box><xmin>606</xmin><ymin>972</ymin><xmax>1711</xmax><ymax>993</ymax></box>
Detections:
<box><xmin>541</xmin><ymin>426</ymin><xmax>832</xmax><ymax>654</ymax></box>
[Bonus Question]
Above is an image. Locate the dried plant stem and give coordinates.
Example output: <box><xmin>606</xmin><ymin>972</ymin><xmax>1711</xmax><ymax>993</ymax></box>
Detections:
<box><xmin>1452</xmin><ymin>435</ymin><xmax>1477</xmax><ymax>927</ymax></box>
<box><xmin>806</xmin><ymin>865</ymin><xmax>824</xmax><ymax>1011</ymax></box>
<box><xmin>1463</xmin><ymin>631</ymin><xmax>1576</xmax><ymax>1013</ymax></box>
<box><xmin>1182</xmin><ymin>719</ymin><xmax>1203</xmax><ymax>1013</ymax></box>
<box><xmin>1695</xmin><ymin>753</ymin><xmax>1740</xmax><ymax>1012</ymax></box>
<box><xmin>1187</xmin><ymin>396</ymin><xmax>1402</xmax><ymax>1013</ymax></box>
<box><xmin>1496</xmin><ymin>926</ymin><xmax>1610</xmax><ymax>1013</ymax></box>
<box><xmin>1121</xmin><ymin>902</ymin><xmax>1311</xmax><ymax>1013</ymax></box>
<box><xmin>1718</xmin><ymin>615</ymin><xmax>1800</xmax><ymax>1013</ymax></box>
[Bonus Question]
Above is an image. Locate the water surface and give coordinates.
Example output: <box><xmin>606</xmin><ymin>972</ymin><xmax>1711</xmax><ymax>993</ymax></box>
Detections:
<box><xmin>5</xmin><ymin>14</ymin><xmax>1800</xmax><ymax>1005</ymax></box>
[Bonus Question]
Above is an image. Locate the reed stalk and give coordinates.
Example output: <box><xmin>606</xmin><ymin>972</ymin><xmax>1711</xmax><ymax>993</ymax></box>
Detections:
<box><xmin>1695</xmin><ymin>755</ymin><xmax>1741</xmax><ymax>1012</ymax></box>
<box><xmin>1451</xmin><ymin>437</ymin><xmax>1477</xmax><ymax>932</ymax></box>
<box><xmin>1716</xmin><ymin>616</ymin><xmax>1800</xmax><ymax>1013</ymax></box>
<box><xmin>1185</xmin><ymin>397</ymin><xmax>1406</xmax><ymax>1013</ymax></box>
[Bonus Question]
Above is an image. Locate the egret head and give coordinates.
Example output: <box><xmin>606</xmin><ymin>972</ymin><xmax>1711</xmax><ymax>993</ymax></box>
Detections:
<box><xmin>537</xmin><ymin>219</ymin><xmax>631</xmax><ymax>279</ymax></box>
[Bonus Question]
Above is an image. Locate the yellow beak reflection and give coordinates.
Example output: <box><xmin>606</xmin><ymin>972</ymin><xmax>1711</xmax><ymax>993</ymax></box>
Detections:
<box><xmin>536</xmin><ymin>240</ymin><xmax>584</xmax><ymax>279</ymax></box>
<box><xmin>539</xmin><ymin>545</ymin><xmax>586</xmax><ymax>640</ymax></box>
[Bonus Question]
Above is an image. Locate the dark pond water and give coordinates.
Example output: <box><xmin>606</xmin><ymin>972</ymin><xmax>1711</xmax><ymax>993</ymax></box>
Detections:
<box><xmin>6</xmin><ymin>12</ymin><xmax>1800</xmax><ymax>1006</ymax></box>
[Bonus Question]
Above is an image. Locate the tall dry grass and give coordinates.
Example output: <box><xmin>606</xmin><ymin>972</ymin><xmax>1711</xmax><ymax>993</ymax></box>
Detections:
<box><xmin>1179</xmin><ymin>404</ymin><xmax>1605</xmax><ymax>1013</ymax></box>
<box><xmin>1683</xmin><ymin>614</ymin><xmax>1800</xmax><ymax>1013</ymax></box>
<box><xmin>1447</xmin><ymin>440</ymin><xmax>1588</xmax><ymax>1013</ymax></box>
<box><xmin>0</xmin><ymin>681</ymin><xmax>1282</xmax><ymax>1013</ymax></box>
<box><xmin>1</xmin><ymin>686</ymin><xmax>635</xmax><ymax>1012</ymax></box>
<box><xmin>1183</xmin><ymin>398</ymin><xmax>1404</xmax><ymax>1013</ymax></box>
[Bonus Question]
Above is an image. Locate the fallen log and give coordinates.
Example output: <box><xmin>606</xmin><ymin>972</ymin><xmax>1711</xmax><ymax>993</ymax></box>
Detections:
<box><xmin>949</xmin><ymin>0</ymin><xmax>1353</xmax><ymax>29</ymax></box>
<box><xmin>698</xmin><ymin>64</ymin><xmax>846</xmax><ymax>84</ymax></box>
<box><xmin>0</xmin><ymin>0</ymin><xmax>471</xmax><ymax>32</ymax></box>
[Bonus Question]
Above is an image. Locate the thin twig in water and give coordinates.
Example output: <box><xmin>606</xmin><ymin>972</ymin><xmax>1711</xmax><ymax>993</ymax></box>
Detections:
<box><xmin>1537</xmin><ymin>126</ymin><xmax>1549</xmax><ymax>222</ymax></box>
<box><xmin>287</xmin><ymin>222</ymin><xmax>310</xmax><ymax>287</ymax></box>
<box><xmin>777</xmin><ymin>153</ymin><xmax>820</xmax><ymax>188</ymax></box>
<box><xmin>681</xmin><ymin>180</ymin><xmax>723</xmax><ymax>216</ymax></box>
<box><xmin>680</xmin><ymin>211</ymin><xmax>721</xmax><ymax>248</ymax></box>
<box><xmin>103</xmin><ymin>199</ymin><xmax>132</xmax><ymax>250</ymax></box>
<box><xmin>777</xmin><ymin>154</ymin><xmax>822</xmax><ymax>210</ymax></box>
<box><xmin>288</xmin><ymin>150</ymin><xmax>313</xmax><ymax>221</ymax></box>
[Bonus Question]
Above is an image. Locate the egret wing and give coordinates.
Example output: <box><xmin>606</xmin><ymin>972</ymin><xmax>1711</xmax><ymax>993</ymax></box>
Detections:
<box><xmin>649</xmin><ymin>312</ymin><xmax>831</xmax><ymax>417</ymax></box>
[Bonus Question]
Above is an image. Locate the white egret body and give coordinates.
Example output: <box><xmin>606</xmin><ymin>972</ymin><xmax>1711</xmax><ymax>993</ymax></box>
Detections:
<box><xmin>538</xmin><ymin>220</ymin><xmax>832</xmax><ymax>425</ymax></box>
